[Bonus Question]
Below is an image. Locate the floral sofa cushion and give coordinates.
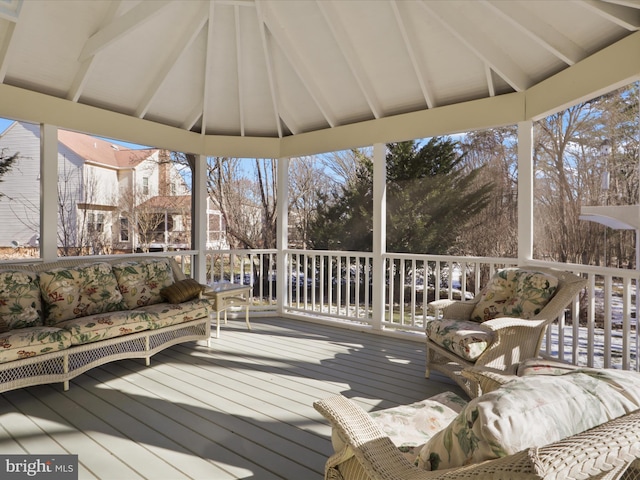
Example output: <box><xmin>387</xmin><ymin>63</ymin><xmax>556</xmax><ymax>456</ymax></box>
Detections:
<box><xmin>369</xmin><ymin>391</ymin><xmax>467</xmax><ymax>463</ymax></box>
<box><xmin>0</xmin><ymin>326</ymin><xmax>71</xmax><ymax>364</ymax></box>
<box><xmin>470</xmin><ymin>269</ymin><xmax>558</xmax><ymax>322</ymax></box>
<box><xmin>39</xmin><ymin>262</ymin><xmax>126</xmax><ymax>326</ymax></box>
<box><xmin>57</xmin><ymin>311</ymin><xmax>152</xmax><ymax>345</ymax></box>
<box><xmin>137</xmin><ymin>298</ymin><xmax>212</xmax><ymax>329</ymax></box>
<box><xmin>112</xmin><ymin>259</ymin><xmax>175</xmax><ymax>309</ymax></box>
<box><xmin>425</xmin><ymin>318</ymin><xmax>494</xmax><ymax>361</ymax></box>
<box><xmin>0</xmin><ymin>270</ymin><xmax>42</xmax><ymax>329</ymax></box>
<box><xmin>417</xmin><ymin>369</ymin><xmax>640</xmax><ymax>471</ymax></box>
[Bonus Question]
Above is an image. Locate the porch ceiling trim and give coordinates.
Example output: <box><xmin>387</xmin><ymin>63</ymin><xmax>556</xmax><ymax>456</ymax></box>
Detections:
<box><xmin>0</xmin><ymin>31</ymin><xmax>637</xmax><ymax>159</ymax></box>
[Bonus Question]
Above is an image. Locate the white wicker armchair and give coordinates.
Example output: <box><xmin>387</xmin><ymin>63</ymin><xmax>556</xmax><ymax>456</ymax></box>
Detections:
<box><xmin>425</xmin><ymin>266</ymin><xmax>586</xmax><ymax>397</ymax></box>
<box><xmin>314</xmin><ymin>394</ymin><xmax>640</xmax><ymax>480</ymax></box>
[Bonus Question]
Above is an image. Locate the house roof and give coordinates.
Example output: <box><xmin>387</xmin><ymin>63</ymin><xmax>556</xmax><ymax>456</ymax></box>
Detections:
<box><xmin>57</xmin><ymin>128</ymin><xmax>156</xmax><ymax>169</ymax></box>
<box><xmin>137</xmin><ymin>195</ymin><xmax>191</xmax><ymax>212</ymax></box>
<box><xmin>0</xmin><ymin>1</ymin><xmax>638</xmax><ymax>158</ymax></box>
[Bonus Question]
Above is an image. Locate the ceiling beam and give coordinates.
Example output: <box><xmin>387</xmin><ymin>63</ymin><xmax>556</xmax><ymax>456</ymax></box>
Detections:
<box><xmin>526</xmin><ymin>30</ymin><xmax>640</xmax><ymax>119</ymax></box>
<box><xmin>261</xmin><ymin>2</ymin><xmax>338</xmax><ymax>128</ymax></box>
<box><xmin>483</xmin><ymin>0</ymin><xmax>587</xmax><ymax>65</ymax></box>
<box><xmin>420</xmin><ymin>0</ymin><xmax>532</xmax><ymax>91</ymax></box>
<box><xmin>235</xmin><ymin>5</ymin><xmax>245</xmax><ymax>136</ymax></box>
<box><xmin>135</xmin><ymin>3</ymin><xmax>208</xmax><ymax>119</ymax></box>
<box><xmin>0</xmin><ymin>0</ymin><xmax>25</xmax><ymax>82</ymax></box>
<box><xmin>78</xmin><ymin>0</ymin><xmax>171</xmax><ymax>62</ymax></box>
<box><xmin>580</xmin><ymin>0</ymin><xmax>640</xmax><ymax>30</ymax></box>
<box><xmin>485</xmin><ymin>65</ymin><xmax>496</xmax><ymax>97</ymax></box>
<box><xmin>390</xmin><ymin>0</ymin><xmax>435</xmax><ymax>109</ymax></box>
<box><xmin>0</xmin><ymin>22</ymin><xmax>16</xmax><ymax>83</ymax></box>
<box><xmin>67</xmin><ymin>1</ymin><xmax>122</xmax><ymax>102</ymax></box>
<box><xmin>255</xmin><ymin>1</ymin><xmax>283</xmax><ymax>138</ymax></box>
<box><xmin>317</xmin><ymin>0</ymin><xmax>383</xmax><ymax>118</ymax></box>
<box><xmin>201</xmin><ymin>1</ymin><xmax>216</xmax><ymax>134</ymax></box>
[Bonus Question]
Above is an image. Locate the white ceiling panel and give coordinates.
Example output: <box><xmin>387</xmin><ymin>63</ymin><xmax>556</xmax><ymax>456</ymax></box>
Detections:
<box><xmin>0</xmin><ymin>0</ymin><xmax>636</xmax><ymax>143</ymax></box>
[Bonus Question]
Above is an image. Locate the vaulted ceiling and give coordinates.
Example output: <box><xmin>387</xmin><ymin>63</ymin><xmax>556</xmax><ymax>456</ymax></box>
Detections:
<box><xmin>0</xmin><ymin>0</ymin><xmax>638</xmax><ymax>157</ymax></box>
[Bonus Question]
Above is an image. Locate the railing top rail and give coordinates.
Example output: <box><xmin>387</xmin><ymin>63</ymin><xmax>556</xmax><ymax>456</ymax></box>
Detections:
<box><xmin>382</xmin><ymin>253</ymin><xmax>517</xmax><ymax>263</ymax></box>
<box><xmin>284</xmin><ymin>248</ymin><xmax>374</xmax><ymax>258</ymax></box>
<box><xmin>0</xmin><ymin>250</ymin><xmax>199</xmax><ymax>266</ymax></box>
<box><xmin>525</xmin><ymin>259</ymin><xmax>640</xmax><ymax>279</ymax></box>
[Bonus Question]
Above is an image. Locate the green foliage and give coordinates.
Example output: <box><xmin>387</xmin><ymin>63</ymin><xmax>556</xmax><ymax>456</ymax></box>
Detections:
<box><xmin>0</xmin><ymin>150</ymin><xmax>17</xmax><ymax>199</ymax></box>
<box><xmin>309</xmin><ymin>138</ymin><xmax>494</xmax><ymax>254</ymax></box>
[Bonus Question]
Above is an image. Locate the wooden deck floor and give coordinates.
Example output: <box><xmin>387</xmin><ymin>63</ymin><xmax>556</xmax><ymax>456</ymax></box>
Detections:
<box><xmin>0</xmin><ymin>317</ymin><xmax>465</xmax><ymax>480</ymax></box>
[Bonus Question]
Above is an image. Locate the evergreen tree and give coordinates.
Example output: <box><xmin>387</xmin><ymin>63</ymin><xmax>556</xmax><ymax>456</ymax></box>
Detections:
<box><xmin>0</xmin><ymin>150</ymin><xmax>17</xmax><ymax>199</ymax></box>
<box><xmin>309</xmin><ymin>138</ymin><xmax>494</xmax><ymax>254</ymax></box>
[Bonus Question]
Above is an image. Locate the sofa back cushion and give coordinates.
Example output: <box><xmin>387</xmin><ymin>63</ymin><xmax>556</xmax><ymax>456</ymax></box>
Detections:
<box><xmin>0</xmin><ymin>270</ymin><xmax>42</xmax><ymax>329</ymax></box>
<box><xmin>112</xmin><ymin>258</ymin><xmax>175</xmax><ymax>309</ymax></box>
<box><xmin>39</xmin><ymin>262</ymin><xmax>126</xmax><ymax>325</ymax></box>
<box><xmin>416</xmin><ymin>369</ymin><xmax>640</xmax><ymax>471</ymax></box>
<box><xmin>470</xmin><ymin>268</ymin><xmax>558</xmax><ymax>322</ymax></box>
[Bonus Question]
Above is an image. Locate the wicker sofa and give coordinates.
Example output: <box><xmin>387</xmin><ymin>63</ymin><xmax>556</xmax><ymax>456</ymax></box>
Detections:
<box><xmin>0</xmin><ymin>256</ymin><xmax>212</xmax><ymax>393</ymax></box>
<box><xmin>315</xmin><ymin>365</ymin><xmax>640</xmax><ymax>480</ymax></box>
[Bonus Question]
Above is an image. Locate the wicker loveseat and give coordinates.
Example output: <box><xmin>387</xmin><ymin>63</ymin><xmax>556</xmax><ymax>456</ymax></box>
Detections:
<box><xmin>0</xmin><ymin>255</ymin><xmax>212</xmax><ymax>393</ymax></box>
<box><xmin>315</xmin><ymin>366</ymin><xmax>640</xmax><ymax>480</ymax></box>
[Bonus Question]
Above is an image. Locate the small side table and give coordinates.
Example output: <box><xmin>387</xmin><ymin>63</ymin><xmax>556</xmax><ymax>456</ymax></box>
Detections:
<box><xmin>202</xmin><ymin>283</ymin><xmax>252</xmax><ymax>340</ymax></box>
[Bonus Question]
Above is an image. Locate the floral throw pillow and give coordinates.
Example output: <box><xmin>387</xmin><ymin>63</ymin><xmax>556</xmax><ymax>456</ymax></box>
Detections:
<box><xmin>469</xmin><ymin>269</ymin><xmax>518</xmax><ymax>322</ymax></box>
<box><xmin>470</xmin><ymin>269</ymin><xmax>558</xmax><ymax>322</ymax></box>
<box><xmin>39</xmin><ymin>262</ymin><xmax>125</xmax><ymax>326</ymax></box>
<box><xmin>0</xmin><ymin>270</ymin><xmax>42</xmax><ymax>329</ymax></box>
<box><xmin>503</xmin><ymin>270</ymin><xmax>558</xmax><ymax>319</ymax></box>
<box><xmin>112</xmin><ymin>259</ymin><xmax>175</xmax><ymax>309</ymax></box>
<box><xmin>416</xmin><ymin>370</ymin><xmax>640</xmax><ymax>471</ymax></box>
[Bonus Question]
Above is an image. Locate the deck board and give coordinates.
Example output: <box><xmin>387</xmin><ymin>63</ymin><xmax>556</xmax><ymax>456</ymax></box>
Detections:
<box><xmin>0</xmin><ymin>317</ymin><xmax>464</xmax><ymax>480</ymax></box>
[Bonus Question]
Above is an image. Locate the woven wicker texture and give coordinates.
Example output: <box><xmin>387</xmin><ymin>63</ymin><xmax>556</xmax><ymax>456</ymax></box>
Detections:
<box><xmin>0</xmin><ymin>256</ymin><xmax>208</xmax><ymax>393</ymax></box>
<box><xmin>426</xmin><ymin>266</ymin><xmax>587</xmax><ymax>397</ymax></box>
<box><xmin>314</xmin><ymin>394</ymin><xmax>640</xmax><ymax>480</ymax></box>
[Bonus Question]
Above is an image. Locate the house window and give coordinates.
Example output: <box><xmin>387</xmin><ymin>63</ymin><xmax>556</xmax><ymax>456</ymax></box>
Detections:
<box><xmin>120</xmin><ymin>217</ymin><xmax>129</xmax><ymax>242</ymax></box>
<box><xmin>96</xmin><ymin>213</ymin><xmax>104</xmax><ymax>233</ymax></box>
<box><xmin>142</xmin><ymin>177</ymin><xmax>149</xmax><ymax>195</ymax></box>
<box><xmin>87</xmin><ymin>212</ymin><xmax>104</xmax><ymax>233</ymax></box>
<box><xmin>170</xmin><ymin>182</ymin><xmax>176</xmax><ymax>195</ymax></box>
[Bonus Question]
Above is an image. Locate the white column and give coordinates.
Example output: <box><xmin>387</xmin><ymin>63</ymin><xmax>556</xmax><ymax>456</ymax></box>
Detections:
<box><xmin>276</xmin><ymin>157</ymin><xmax>289</xmax><ymax>314</ymax></box>
<box><xmin>40</xmin><ymin>124</ymin><xmax>58</xmax><ymax>261</ymax></box>
<box><xmin>193</xmin><ymin>154</ymin><xmax>208</xmax><ymax>283</ymax></box>
<box><xmin>372</xmin><ymin>143</ymin><xmax>386</xmax><ymax>330</ymax></box>
<box><xmin>518</xmin><ymin>120</ymin><xmax>534</xmax><ymax>264</ymax></box>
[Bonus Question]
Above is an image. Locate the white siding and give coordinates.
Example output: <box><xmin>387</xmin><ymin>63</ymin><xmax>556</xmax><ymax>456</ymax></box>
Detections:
<box><xmin>0</xmin><ymin>121</ymin><xmax>41</xmax><ymax>247</ymax></box>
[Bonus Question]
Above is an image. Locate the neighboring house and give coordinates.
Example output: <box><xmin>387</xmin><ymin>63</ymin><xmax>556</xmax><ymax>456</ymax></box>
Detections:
<box><xmin>0</xmin><ymin>121</ymin><xmax>228</xmax><ymax>254</ymax></box>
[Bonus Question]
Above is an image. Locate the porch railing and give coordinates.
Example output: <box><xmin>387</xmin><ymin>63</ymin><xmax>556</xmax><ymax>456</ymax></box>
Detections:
<box><xmin>205</xmin><ymin>248</ymin><xmax>639</xmax><ymax>372</ymax></box>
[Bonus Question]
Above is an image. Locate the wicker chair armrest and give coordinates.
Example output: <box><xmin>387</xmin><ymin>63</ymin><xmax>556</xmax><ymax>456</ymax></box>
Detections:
<box><xmin>440</xmin><ymin>301</ymin><xmax>477</xmax><ymax>320</ymax></box>
<box><xmin>531</xmin><ymin>409</ymin><xmax>640</xmax><ymax>479</ymax></box>
<box><xmin>428</xmin><ymin>299</ymin><xmax>457</xmax><ymax>317</ymax></box>
<box><xmin>481</xmin><ymin>317</ymin><xmax>546</xmax><ymax>331</ymax></box>
<box><xmin>462</xmin><ymin>367</ymin><xmax>516</xmax><ymax>394</ymax></box>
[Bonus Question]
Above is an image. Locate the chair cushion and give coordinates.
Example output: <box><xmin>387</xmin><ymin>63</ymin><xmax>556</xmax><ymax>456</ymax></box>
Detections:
<box><xmin>112</xmin><ymin>258</ymin><xmax>175</xmax><ymax>309</ymax></box>
<box><xmin>0</xmin><ymin>270</ymin><xmax>42</xmax><ymax>329</ymax></box>
<box><xmin>0</xmin><ymin>326</ymin><xmax>71</xmax><ymax>363</ymax></box>
<box><xmin>470</xmin><ymin>269</ymin><xmax>558</xmax><ymax>322</ymax></box>
<box><xmin>426</xmin><ymin>318</ymin><xmax>494</xmax><ymax>361</ymax></box>
<box><xmin>369</xmin><ymin>391</ymin><xmax>467</xmax><ymax>463</ymax></box>
<box><xmin>160</xmin><ymin>278</ymin><xmax>205</xmax><ymax>304</ymax></box>
<box><xmin>57</xmin><ymin>310</ymin><xmax>151</xmax><ymax>345</ymax></box>
<box><xmin>416</xmin><ymin>369</ymin><xmax>640</xmax><ymax>471</ymax></box>
<box><xmin>39</xmin><ymin>262</ymin><xmax>126</xmax><ymax>326</ymax></box>
<box><xmin>136</xmin><ymin>298</ymin><xmax>211</xmax><ymax>329</ymax></box>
